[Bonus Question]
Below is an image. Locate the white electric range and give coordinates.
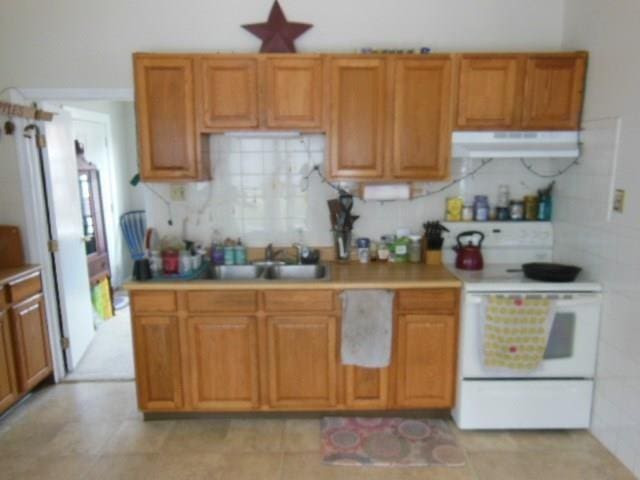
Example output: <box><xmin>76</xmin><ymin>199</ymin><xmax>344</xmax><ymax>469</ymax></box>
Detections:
<box><xmin>441</xmin><ymin>222</ymin><xmax>602</xmax><ymax>430</ymax></box>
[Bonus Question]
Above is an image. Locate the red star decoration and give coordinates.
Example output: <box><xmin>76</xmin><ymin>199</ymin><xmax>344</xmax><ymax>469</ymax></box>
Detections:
<box><xmin>242</xmin><ymin>1</ymin><xmax>312</xmax><ymax>53</ymax></box>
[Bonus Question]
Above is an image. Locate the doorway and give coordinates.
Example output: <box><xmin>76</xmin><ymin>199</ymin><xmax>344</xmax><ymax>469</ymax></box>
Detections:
<box><xmin>62</xmin><ymin>101</ymin><xmax>141</xmax><ymax>381</ymax></box>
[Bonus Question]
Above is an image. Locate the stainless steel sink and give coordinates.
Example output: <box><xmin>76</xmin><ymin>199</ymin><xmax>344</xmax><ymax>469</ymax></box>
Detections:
<box><xmin>264</xmin><ymin>264</ymin><xmax>330</xmax><ymax>281</ymax></box>
<box><xmin>209</xmin><ymin>265</ymin><xmax>264</xmax><ymax>280</ymax></box>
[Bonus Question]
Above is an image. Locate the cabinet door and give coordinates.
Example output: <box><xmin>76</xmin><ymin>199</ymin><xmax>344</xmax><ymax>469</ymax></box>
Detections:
<box><xmin>264</xmin><ymin>57</ymin><xmax>324</xmax><ymax>129</ymax></box>
<box><xmin>134</xmin><ymin>56</ymin><xmax>200</xmax><ymax>180</ymax></box>
<box><xmin>133</xmin><ymin>315</ymin><xmax>183</xmax><ymax>411</ymax></box>
<box><xmin>0</xmin><ymin>311</ymin><xmax>18</xmax><ymax>412</ymax></box>
<box><xmin>198</xmin><ymin>57</ymin><xmax>259</xmax><ymax>129</ymax></box>
<box><xmin>455</xmin><ymin>55</ymin><xmax>523</xmax><ymax>129</ymax></box>
<box><xmin>521</xmin><ymin>54</ymin><xmax>586</xmax><ymax>130</ymax></box>
<box><xmin>395</xmin><ymin>314</ymin><xmax>456</xmax><ymax>408</ymax></box>
<box><xmin>10</xmin><ymin>295</ymin><xmax>52</xmax><ymax>392</ymax></box>
<box><xmin>329</xmin><ymin>57</ymin><xmax>388</xmax><ymax>179</ymax></box>
<box><xmin>345</xmin><ymin>366</ymin><xmax>388</xmax><ymax>409</ymax></box>
<box><xmin>186</xmin><ymin>316</ymin><xmax>259</xmax><ymax>410</ymax></box>
<box><xmin>392</xmin><ymin>57</ymin><xmax>452</xmax><ymax>179</ymax></box>
<box><xmin>266</xmin><ymin>315</ymin><xmax>337</xmax><ymax>408</ymax></box>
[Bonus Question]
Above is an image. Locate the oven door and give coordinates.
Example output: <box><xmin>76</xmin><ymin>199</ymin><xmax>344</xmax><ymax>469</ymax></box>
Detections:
<box><xmin>460</xmin><ymin>293</ymin><xmax>601</xmax><ymax>378</ymax></box>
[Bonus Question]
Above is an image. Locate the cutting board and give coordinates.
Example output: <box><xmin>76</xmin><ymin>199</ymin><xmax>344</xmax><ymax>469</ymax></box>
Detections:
<box><xmin>0</xmin><ymin>226</ymin><xmax>25</xmax><ymax>268</ymax></box>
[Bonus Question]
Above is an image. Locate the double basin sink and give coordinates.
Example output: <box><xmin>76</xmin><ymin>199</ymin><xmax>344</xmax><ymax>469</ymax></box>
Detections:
<box><xmin>205</xmin><ymin>263</ymin><xmax>330</xmax><ymax>282</ymax></box>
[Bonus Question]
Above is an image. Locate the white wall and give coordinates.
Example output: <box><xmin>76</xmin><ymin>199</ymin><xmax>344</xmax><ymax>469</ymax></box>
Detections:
<box><xmin>0</xmin><ymin>0</ymin><xmax>565</xmax><ymax>88</ymax></box>
<box><xmin>0</xmin><ymin>98</ymin><xmax>29</xmax><ymax>244</ymax></box>
<box><xmin>558</xmin><ymin>0</ymin><xmax>640</xmax><ymax>476</ymax></box>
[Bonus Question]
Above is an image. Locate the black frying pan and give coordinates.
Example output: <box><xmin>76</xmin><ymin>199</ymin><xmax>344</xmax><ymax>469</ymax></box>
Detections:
<box><xmin>521</xmin><ymin>263</ymin><xmax>582</xmax><ymax>282</ymax></box>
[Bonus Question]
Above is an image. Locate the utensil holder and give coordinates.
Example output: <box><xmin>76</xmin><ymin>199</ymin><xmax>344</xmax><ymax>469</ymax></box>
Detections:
<box><xmin>333</xmin><ymin>230</ymin><xmax>352</xmax><ymax>262</ymax></box>
<box><xmin>425</xmin><ymin>249</ymin><xmax>442</xmax><ymax>266</ymax></box>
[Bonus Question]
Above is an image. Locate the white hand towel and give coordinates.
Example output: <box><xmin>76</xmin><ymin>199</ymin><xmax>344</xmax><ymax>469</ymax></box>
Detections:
<box><xmin>340</xmin><ymin>290</ymin><xmax>395</xmax><ymax>368</ymax></box>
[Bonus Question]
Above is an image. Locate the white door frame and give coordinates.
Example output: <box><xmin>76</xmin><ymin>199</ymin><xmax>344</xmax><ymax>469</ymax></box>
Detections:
<box><xmin>12</xmin><ymin>88</ymin><xmax>135</xmax><ymax>381</ymax></box>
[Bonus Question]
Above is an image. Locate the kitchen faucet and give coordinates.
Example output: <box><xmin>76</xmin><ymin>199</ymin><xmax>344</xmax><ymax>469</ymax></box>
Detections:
<box><xmin>264</xmin><ymin>243</ymin><xmax>284</xmax><ymax>262</ymax></box>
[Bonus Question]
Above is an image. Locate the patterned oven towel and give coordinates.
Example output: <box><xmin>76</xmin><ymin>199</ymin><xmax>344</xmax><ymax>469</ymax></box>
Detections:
<box><xmin>482</xmin><ymin>295</ymin><xmax>556</xmax><ymax>372</ymax></box>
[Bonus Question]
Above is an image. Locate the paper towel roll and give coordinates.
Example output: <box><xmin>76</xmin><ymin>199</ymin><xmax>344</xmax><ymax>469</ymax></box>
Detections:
<box><xmin>362</xmin><ymin>184</ymin><xmax>411</xmax><ymax>201</ymax></box>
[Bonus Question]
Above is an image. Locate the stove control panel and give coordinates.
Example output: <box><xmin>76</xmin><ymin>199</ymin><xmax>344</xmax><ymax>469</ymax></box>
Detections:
<box><xmin>442</xmin><ymin>222</ymin><xmax>554</xmax><ymax>248</ymax></box>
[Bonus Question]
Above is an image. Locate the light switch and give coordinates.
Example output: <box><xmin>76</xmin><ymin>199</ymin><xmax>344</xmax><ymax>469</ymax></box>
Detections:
<box><xmin>613</xmin><ymin>189</ymin><xmax>625</xmax><ymax>213</ymax></box>
<box><xmin>170</xmin><ymin>184</ymin><xmax>186</xmax><ymax>202</ymax></box>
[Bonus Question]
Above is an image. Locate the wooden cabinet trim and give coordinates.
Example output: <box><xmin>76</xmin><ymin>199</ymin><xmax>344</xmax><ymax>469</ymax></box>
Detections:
<box><xmin>7</xmin><ymin>272</ymin><xmax>42</xmax><ymax>304</ymax></box>
<box><xmin>266</xmin><ymin>315</ymin><xmax>338</xmax><ymax>408</ymax></box>
<box><xmin>263</xmin><ymin>290</ymin><xmax>334</xmax><ymax>313</ymax></box>
<box><xmin>10</xmin><ymin>294</ymin><xmax>52</xmax><ymax>392</ymax></box>
<box><xmin>187</xmin><ymin>290</ymin><xmax>258</xmax><ymax>313</ymax></box>
<box><xmin>133</xmin><ymin>314</ymin><xmax>183</xmax><ymax>410</ymax></box>
<box><xmin>391</xmin><ymin>57</ymin><xmax>452</xmax><ymax>180</ymax></box>
<box><xmin>345</xmin><ymin>366</ymin><xmax>389</xmax><ymax>409</ymax></box>
<box><xmin>397</xmin><ymin>289</ymin><xmax>457</xmax><ymax>313</ymax></box>
<box><xmin>0</xmin><ymin>311</ymin><xmax>18</xmax><ymax>412</ymax></box>
<box><xmin>134</xmin><ymin>55</ymin><xmax>201</xmax><ymax>181</ymax></box>
<box><xmin>263</xmin><ymin>57</ymin><xmax>325</xmax><ymax>129</ymax></box>
<box><xmin>132</xmin><ymin>291</ymin><xmax>177</xmax><ymax>314</ymax></box>
<box><xmin>521</xmin><ymin>53</ymin><xmax>586</xmax><ymax>130</ymax></box>
<box><xmin>454</xmin><ymin>54</ymin><xmax>525</xmax><ymax>130</ymax></box>
<box><xmin>197</xmin><ymin>57</ymin><xmax>260</xmax><ymax>130</ymax></box>
<box><xmin>186</xmin><ymin>315</ymin><xmax>260</xmax><ymax>410</ymax></box>
<box><xmin>328</xmin><ymin>56</ymin><xmax>388</xmax><ymax>179</ymax></box>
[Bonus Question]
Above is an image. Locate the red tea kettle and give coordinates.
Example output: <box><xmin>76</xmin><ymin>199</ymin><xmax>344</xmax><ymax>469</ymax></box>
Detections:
<box><xmin>454</xmin><ymin>231</ymin><xmax>485</xmax><ymax>271</ymax></box>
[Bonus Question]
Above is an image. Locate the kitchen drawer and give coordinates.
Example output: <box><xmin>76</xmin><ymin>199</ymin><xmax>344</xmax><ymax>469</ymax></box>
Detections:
<box><xmin>132</xmin><ymin>291</ymin><xmax>177</xmax><ymax>313</ymax></box>
<box><xmin>264</xmin><ymin>290</ymin><xmax>334</xmax><ymax>312</ymax></box>
<box><xmin>187</xmin><ymin>290</ymin><xmax>258</xmax><ymax>313</ymax></box>
<box><xmin>7</xmin><ymin>272</ymin><xmax>42</xmax><ymax>304</ymax></box>
<box><xmin>396</xmin><ymin>289</ymin><xmax>457</xmax><ymax>313</ymax></box>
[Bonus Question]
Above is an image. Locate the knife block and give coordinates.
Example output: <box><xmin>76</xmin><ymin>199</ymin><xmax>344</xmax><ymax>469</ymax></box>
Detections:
<box><xmin>425</xmin><ymin>249</ymin><xmax>442</xmax><ymax>266</ymax></box>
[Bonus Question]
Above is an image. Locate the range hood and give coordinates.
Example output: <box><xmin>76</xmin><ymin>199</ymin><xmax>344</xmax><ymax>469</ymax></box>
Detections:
<box><xmin>452</xmin><ymin>131</ymin><xmax>580</xmax><ymax>159</ymax></box>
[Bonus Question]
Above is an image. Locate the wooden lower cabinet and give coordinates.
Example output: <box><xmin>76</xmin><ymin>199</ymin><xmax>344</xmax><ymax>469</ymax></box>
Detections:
<box><xmin>133</xmin><ymin>315</ymin><xmax>183</xmax><ymax>411</ymax></box>
<box><xmin>130</xmin><ymin>288</ymin><xmax>459</xmax><ymax>413</ymax></box>
<box><xmin>345</xmin><ymin>366</ymin><xmax>388</xmax><ymax>409</ymax></box>
<box><xmin>186</xmin><ymin>315</ymin><xmax>259</xmax><ymax>410</ymax></box>
<box><xmin>10</xmin><ymin>295</ymin><xmax>52</xmax><ymax>392</ymax></box>
<box><xmin>0</xmin><ymin>311</ymin><xmax>18</xmax><ymax>412</ymax></box>
<box><xmin>395</xmin><ymin>314</ymin><xmax>457</xmax><ymax>408</ymax></box>
<box><xmin>266</xmin><ymin>315</ymin><xmax>338</xmax><ymax>408</ymax></box>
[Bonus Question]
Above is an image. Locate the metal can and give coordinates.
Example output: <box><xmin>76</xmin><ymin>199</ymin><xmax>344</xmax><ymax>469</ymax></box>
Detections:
<box><xmin>509</xmin><ymin>200</ymin><xmax>524</xmax><ymax>221</ymax></box>
<box><xmin>445</xmin><ymin>197</ymin><xmax>464</xmax><ymax>221</ymax></box>
<box><xmin>524</xmin><ymin>195</ymin><xmax>539</xmax><ymax>221</ymax></box>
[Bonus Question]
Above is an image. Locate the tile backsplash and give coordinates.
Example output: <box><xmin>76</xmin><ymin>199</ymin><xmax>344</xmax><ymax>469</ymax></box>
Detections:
<box><xmin>145</xmin><ymin>134</ymin><xmax>558</xmax><ymax>247</ymax></box>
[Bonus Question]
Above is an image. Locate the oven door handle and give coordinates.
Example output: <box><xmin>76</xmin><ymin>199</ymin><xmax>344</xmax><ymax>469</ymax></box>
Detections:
<box><xmin>466</xmin><ymin>295</ymin><xmax>601</xmax><ymax>308</ymax></box>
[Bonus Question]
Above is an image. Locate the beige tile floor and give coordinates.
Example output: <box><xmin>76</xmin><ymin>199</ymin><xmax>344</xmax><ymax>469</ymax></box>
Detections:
<box><xmin>0</xmin><ymin>381</ymin><xmax>635</xmax><ymax>480</ymax></box>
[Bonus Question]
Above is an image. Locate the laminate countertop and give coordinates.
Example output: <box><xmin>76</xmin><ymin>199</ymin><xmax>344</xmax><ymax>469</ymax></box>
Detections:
<box><xmin>124</xmin><ymin>262</ymin><xmax>461</xmax><ymax>290</ymax></box>
<box><xmin>0</xmin><ymin>265</ymin><xmax>41</xmax><ymax>286</ymax></box>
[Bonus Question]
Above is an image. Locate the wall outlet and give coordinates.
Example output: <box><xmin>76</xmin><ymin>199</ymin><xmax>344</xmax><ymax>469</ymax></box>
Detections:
<box><xmin>170</xmin><ymin>184</ymin><xmax>186</xmax><ymax>202</ymax></box>
<box><xmin>613</xmin><ymin>188</ymin><xmax>625</xmax><ymax>213</ymax></box>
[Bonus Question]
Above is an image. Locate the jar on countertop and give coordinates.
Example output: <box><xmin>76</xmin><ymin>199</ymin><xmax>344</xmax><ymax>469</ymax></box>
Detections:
<box><xmin>474</xmin><ymin>195</ymin><xmax>490</xmax><ymax>221</ymax></box>
<box><xmin>408</xmin><ymin>235</ymin><xmax>422</xmax><ymax>263</ymax></box>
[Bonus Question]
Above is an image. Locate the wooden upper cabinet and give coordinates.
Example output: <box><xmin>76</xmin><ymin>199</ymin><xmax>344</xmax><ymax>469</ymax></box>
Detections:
<box><xmin>395</xmin><ymin>314</ymin><xmax>456</xmax><ymax>408</ymax></box>
<box><xmin>9</xmin><ymin>295</ymin><xmax>52</xmax><ymax>392</ymax></box>
<box><xmin>266</xmin><ymin>315</ymin><xmax>337</xmax><ymax>408</ymax></box>
<box><xmin>134</xmin><ymin>55</ymin><xmax>203</xmax><ymax>181</ymax></box>
<box><xmin>0</xmin><ymin>311</ymin><xmax>18</xmax><ymax>412</ymax></box>
<box><xmin>132</xmin><ymin>315</ymin><xmax>183</xmax><ymax>411</ymax></box>
<box><xmin>392</xmin><ymin>57</ymin><xmax>452</xmax><ymax>180</ymax></box>
<box><xmin>186</xmin><ymin>316</ymin><xmax>259</xmax><ymax>410</ymax></box>
<box><xmin>455</xmin><ymin>54</ymin><xmax>523</xmax><ymax>129</ymax></box>
<box><xmin>264</xmin><ymin>56</ymin><xmax>324</xmax><ymax>129</ymax></box>
<box><xmin>198</xmin><ymin>57</ymin><xmax>259</xmax><ymax>129</ymax></box>
<box><xmin>521</xmin><ymin>54</ymin><xmax>586</xmax><ymax>130</ymax></box>
<box><xmin>329</xmin><ymin>57</ymin><xmax>388</xmax><ymax>179</ymax></box>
